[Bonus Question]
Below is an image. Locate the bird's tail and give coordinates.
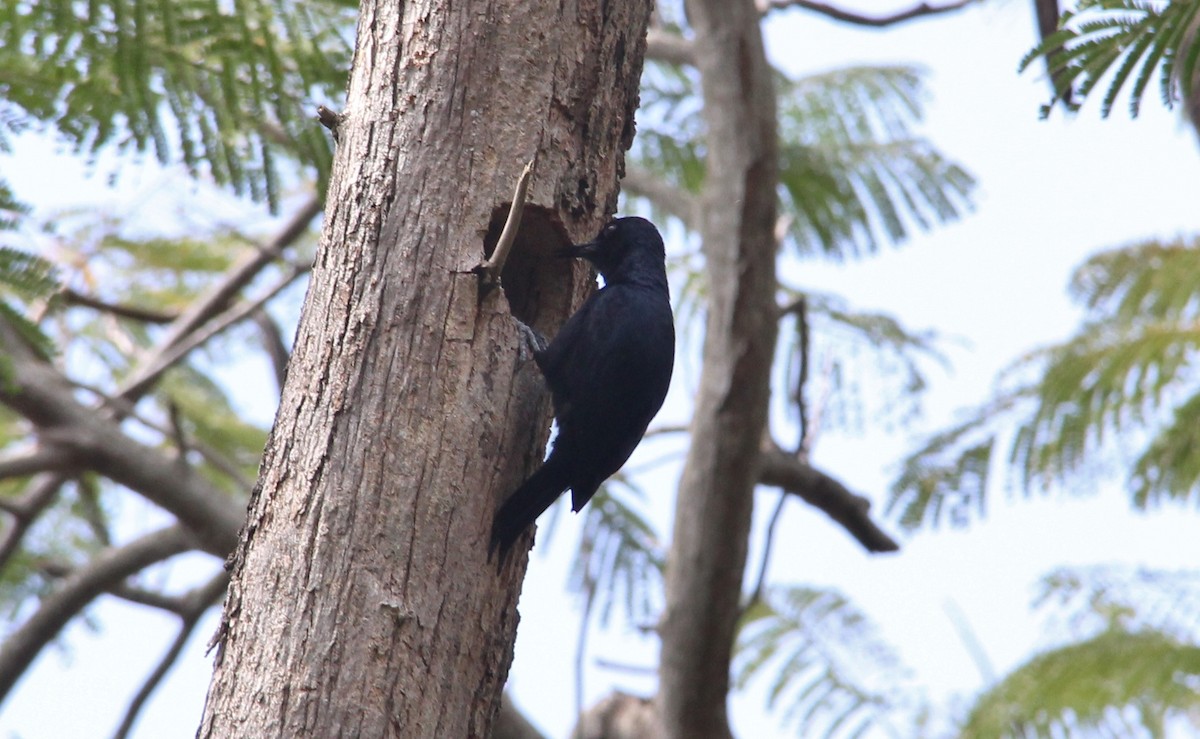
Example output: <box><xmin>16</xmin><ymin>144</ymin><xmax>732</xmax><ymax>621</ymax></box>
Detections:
<box><xmin>490</xmin><ymin>452</ymin><xmax>572</xmax><ymax>559</ymax></box>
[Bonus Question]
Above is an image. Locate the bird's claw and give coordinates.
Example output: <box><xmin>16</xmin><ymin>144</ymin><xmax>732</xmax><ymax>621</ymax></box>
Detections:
<box><xmin>515</xmin><ymin>320</ymin><xmax>548</xmax><ymax>361</ymax></box>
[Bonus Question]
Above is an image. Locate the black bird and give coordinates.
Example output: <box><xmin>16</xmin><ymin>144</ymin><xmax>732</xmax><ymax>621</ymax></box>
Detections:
<box><xmin>490</xmin><ymin>216</ymin><xmax>675</xmax><ymax>558</ymax></box>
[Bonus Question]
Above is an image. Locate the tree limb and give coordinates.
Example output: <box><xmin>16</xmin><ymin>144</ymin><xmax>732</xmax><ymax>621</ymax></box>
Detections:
<box><xmin>646</xmin><ymin>28</ymin><xmax>695</xmax><ymax>66</ymax></box>
<box><xmin>0</xmin><ymin>474</ymin><xmax>68</xmax><ymax>570</ymax></box>
<box><xmin>110</xmin><ymin>571</ymin><xmax>229</xmax><ymax>739</ymax></box>
<box><xmin>660</xmin><ymin>0</ymin><xmax>779</xmax><ymax>736</ymax></box>
<box><xmin>0</xmin><ymin>320</ymin><xmax>245</xmax><ymax>555</ymax></box>
<box><xmin>622</xmin><ymin>166</ymin><xmax>699</xmax><ymax>232</ymax></box>
<box><xmin>0</xmin><ymin>524</ymin><xmax>197</xmax><ymax>707</ymax></box>
<box><xmin>761</xmin><ymin>0</ymin><xmax>977</xmax><ymax>25</ymax></box>
<box><xmin>58</xmin><ymin>288</ymin><xmax>178</xmax><ymax>324</ymax></box>
<box><xmin>250</xmin><ymin>308</ymin><xmax>290</xmax><ymax>393</ymax></box>
<box><xmin>0</xmin><ymin>445</ymin><xmax>78</xmax><ymax>480</ymax></box>
<box><xmin>116</xmin><ymin>264</ymin><xmax>309</xmax><ymax>402</ymax></box>
<box><xmin>758</xmin><ymin>443</ymin><xmax>899</xmax><ymax>552</ymax></box>
<box><xmin>116</xmin><ymin>195</ymin><xmax>320</xmax><ymax>401</ymax></box>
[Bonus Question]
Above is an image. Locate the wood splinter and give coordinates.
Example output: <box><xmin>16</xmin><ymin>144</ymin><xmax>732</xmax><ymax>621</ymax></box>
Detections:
<box><xmin>474</xmin><ymin>160</ymin><xmax>534</xmax><ymax>289</ymax></box>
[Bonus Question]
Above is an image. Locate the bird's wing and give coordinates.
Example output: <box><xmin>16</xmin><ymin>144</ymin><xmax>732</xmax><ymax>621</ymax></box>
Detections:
<box><xmin>548</xmin><ymin>286</ymin><xmax>673</xmax><ymax>436</ymax></box>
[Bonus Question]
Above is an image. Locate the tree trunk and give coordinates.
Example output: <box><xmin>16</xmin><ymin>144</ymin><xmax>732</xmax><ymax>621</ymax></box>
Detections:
<box><xmin>657</xmin><ymin>1</ymin><xmax>779</xmax><ymax>738</ymax></box>
<box><xmin>198</xmin><ymin>1</ymin><xmax>651</xmax><ymax>736</ymax></box>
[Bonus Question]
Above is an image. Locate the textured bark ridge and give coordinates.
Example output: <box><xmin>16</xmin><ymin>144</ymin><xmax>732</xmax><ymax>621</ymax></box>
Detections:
<box><xmin>198</xmin><ymin>1</ymin><xmax>652</xmax><ymax>736</ymax></box>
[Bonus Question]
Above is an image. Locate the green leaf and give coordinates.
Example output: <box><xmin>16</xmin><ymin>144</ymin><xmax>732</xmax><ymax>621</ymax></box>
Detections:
<box><xmin>1020</xmin><ymin>0</ymin><xmax>1200</xmax><ymax>119</ymax></box>
<box><xmin>0</xmin><ymin>0</ymin><xmax>354</xmax><ymax>207</ymax></box>
<box><xmin>961</xmin><ymin>628</ymin><xmax>1200</xmax><ymax>738</ymax></box>
<box><xmin>776</xmin><ymin>65</ymin><xmax>976</xmax><ymax>259</ymax></box>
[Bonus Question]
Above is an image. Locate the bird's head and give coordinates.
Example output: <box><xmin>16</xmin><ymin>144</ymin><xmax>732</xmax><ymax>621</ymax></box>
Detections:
<box><xmin>559</xmin><ymin>216</ymin><xmax>667</xmax><ymax>286</ymax></box>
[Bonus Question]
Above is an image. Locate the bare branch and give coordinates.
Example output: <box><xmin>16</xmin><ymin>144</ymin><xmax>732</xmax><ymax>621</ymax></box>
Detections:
<box><xmin>761</xmin><ymin>0</ymin><xmax>976</xmax><ymax>26</ymax></box>
<box><xmin>758</xmin><ymin>443</ymin><xmax>899</xmax><ymax>552</ymax></box>
<box><xmin>621</xmin><ymin>166</ymin><xmax>699</xmax><ymax>231</ymax></box>
<box><xmin>0</xmin><ymin>320</ymin><xmax>246</xmax><ymax>555</ymax></box>
<box><xmin>116</xmin><ymin>195</ymin><xmax>320</xmax><ymax>401</ymax></box>
<box><xmin>108</xmin><ymin>584</ymin><xmax>190</xmax><ymax>614</ymax></box>
<box><xmin>250</xmin><ymin>308</ymin><xmax>290</xmax><ymax>393</ymax></box>
<box><xmin>0</xmin><ymin>524</ymin><xmax>197</xmax><ymax>706</ymax></box>
<box><xmin>0</xmin><ymin>474</ymin><xmax>67</xmax><ymax>570</ymax></box>
<box><xmin>111</xmin><ymin>571</ymin><xmax>229</xmax><ymax>739</ymax></box>
<box><xmin>116</xmin><ymin>264</ymin><xmax>309</xmax><ymax>401</ymax></box>
<box><xmin>0</xmin><ymin>445</ymin><xmax>78</xmax><ymax>480</ymax></box>
<box><xmin>646</xmin><ymin>28</ymin><xmax>695</xmax><ymax>66</ymax></box>
<box><xmin>746</xmin><ymin>490</ymin><xmax>788</xmax><ymax>610</ymax></box>
<box><xmin>58</xmin><ymin>289</ymin><xmax>177</xmax><ymax>324</ymax></box>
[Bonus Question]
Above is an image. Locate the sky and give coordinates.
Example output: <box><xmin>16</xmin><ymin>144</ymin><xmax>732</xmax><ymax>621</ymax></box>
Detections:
<box><xmin>4</xmin><ymin>2</ymin><xmax>1200</xmax><ymax>738</ymax></box>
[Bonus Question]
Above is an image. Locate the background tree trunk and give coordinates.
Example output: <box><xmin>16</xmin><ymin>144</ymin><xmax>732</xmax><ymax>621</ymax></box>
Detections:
<box><xmin>198</xmin><ymin>1</ymin><xmax>652</xmax><ymax>735</ymax></box>
<box><xmin>657</xmin><ymin>1</ymin><xmax>779</xmax><ymax>737</ymax></box>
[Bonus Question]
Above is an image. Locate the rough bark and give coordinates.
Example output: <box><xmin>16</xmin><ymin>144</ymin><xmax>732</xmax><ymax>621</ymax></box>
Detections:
<box><xmin>198</xmin><ymin>1</ymin><xmax>651</xmax><ymax>737</ymax></box>
<box><xmin>657</xmin><ymin>0</ymin><xmax>779</xmax><ymax>737</ymax></box>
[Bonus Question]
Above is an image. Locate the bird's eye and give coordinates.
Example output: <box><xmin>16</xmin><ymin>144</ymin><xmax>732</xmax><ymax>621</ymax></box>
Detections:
<box><xmin>603</xmin><ymin>222</ymin><xmax>618</xmax><ymax>236</ymax></box>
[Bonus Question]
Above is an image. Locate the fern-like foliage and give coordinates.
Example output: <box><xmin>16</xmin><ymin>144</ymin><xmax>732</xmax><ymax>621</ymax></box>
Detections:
<box><xmin>569</xmin><ymin>478</ymin><xmax>664</xmax><ymax>629</ymax></box>
<box><xmin>735</xmin><ymin>585</ymin><xmax>925</xmax><ymax>738</ymax></box>
<box><xmin>1012</xmin><ymin>237</ymin><xmax>1200</xmax><ymax>506</ymax></box>
<box><xmin>1034</xmin><ymin>565</ymin><xmax>1200</xmax><ymax>642</ymax></box>
<box><xmin>0</xmin><ymin>246</ymin><xmax>59</xmax><ymax>359</ymax></box>
<box><xmin>891</xmin><ymin>236</ymin><xmax>1200</xmax><ymax>531</ymax></box>
<box><xmin>960</xmin><ymin>628</ymin><xmax>1200</xmax><ymax>738</ymax></box>
<box><xmin>0</xmin><ymin>0</ymin><xmax>355</xmax><ymax>207</ymax></box>
<box><xmin>1019</xmin><ymin>0</ymin><xmax>1200</xmax><ymax>118</ymax></box>
<box><xmin>775</xmin><ymin>287</ymin><xmax>951</xmax><ymax>436</ymax></box>
<box><xmin>634</xmin><ymin>63</ymin><xmax>976</xmax><ymax>260</ymax></box>
<box><xmin>887</xmin><ymin>394</ymin><xmax>1024</xmax><ymax>531</ymax></box>
<box><xmin>777</xmin><ymin>65</ymin><xmax>975</xmax><ymax>258</ymax></box>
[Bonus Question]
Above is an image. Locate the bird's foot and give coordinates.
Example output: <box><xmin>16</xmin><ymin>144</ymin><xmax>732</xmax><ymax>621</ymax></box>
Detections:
<box><xmin>515</xmin><ymin>319</ymin><xmax>548</xmax><ymax>361</ymax></box>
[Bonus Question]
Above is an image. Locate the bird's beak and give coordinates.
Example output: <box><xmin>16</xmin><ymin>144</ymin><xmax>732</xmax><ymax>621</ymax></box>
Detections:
<box><xmin>557</xmin><ymin>240</ymin><xmax>600</xmax><ymax>261</ymax></box>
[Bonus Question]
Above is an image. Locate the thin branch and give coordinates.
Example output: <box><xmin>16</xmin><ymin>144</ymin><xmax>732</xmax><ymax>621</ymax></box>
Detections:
<box><xmin>792</xmin><ymin>295</ymin><xmax>810</xmax><ymax>453</ymax></box>
<box><xmin>116</xmin><ymin>265</ymin><xmax>308</xmax><ymax>403</ymax></box>
<box><xmin>0</xmin><ymin>474</ymin><xmax>68</xmax><ymax>571</ymax></box>
<box><xmin>475</xmin><ymin>161</ymin><xmax>535</xmax><ymax>287</ymax></box>
<box><xmin>75</xmin><ymin>475</ymin><xmax>112</xmax><ymax>547</ymax></box>
<box><xmin>108</xmin><ymin>584</ymin><xmax>190</xmax><ymax>614</ymax></box>
<box><xmin>758</xmin><ymin>443</ymin><xmax>899</xmax><ymax>552</ymax></box>
<box><xmin>646</xmin><ymin>28</ymin><xmax>696</xmax><ymax>66</ymax></box>
<box><xmin>250</xmin><ymin>308</ymin><xmax>290</xmax><ymax>393</ymax></box>
<box><xmin>761</xmin><ymin>0</ymin><xmax>977</xmax><ymax>26</ymax></box>
<box><xmin>0</xmin><ymin>524</ymin><xmax>197</xmax><ymax>707</ymax></box>
<box><xmin>71</xmin><ymin>381</ymin><xmax>254</xmax><ymax>491</ymax></box>
<box><xmin>622</xmin><ymin>165</ymin><xmax>700</xmax><ymax>231</ymax></box>
<box><xmin>116</xmin><ymin>195</ymin><xmax>320</xmax><ymax>401</ymax></box>
<box><xmin>111</xmin><ymin>571</ymin><xmax>229</xmax><ymax>739</ymax></box>
<box><xmin>746</xmin><ymin>490</ymin><xmax>788</xmax><ymax>610</ymax></box>
<box><xmin>167</xmin><ymin>401</ymin><xmax>190</xmax><ymax>464</ymax></box>
<box><xmin>58</xmin><ymin>289</ymin><xmax>177</xmax><ymax>324</ymax></box>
